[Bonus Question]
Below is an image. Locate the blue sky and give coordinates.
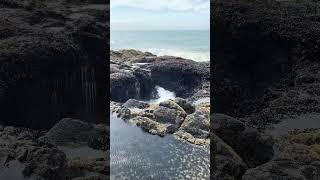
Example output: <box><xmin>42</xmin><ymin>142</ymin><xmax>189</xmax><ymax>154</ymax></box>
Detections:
<box><xmin>111</xmin><ymin>0</ymin><xmax>210</xmax><ymax>30</ymax></box>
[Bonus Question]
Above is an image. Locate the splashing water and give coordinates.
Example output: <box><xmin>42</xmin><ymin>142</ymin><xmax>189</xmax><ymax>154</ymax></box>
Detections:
<box><xmin>147</xmin><ymin>86</ymin><xmax>176</xmax><ymax>104</ymax></box>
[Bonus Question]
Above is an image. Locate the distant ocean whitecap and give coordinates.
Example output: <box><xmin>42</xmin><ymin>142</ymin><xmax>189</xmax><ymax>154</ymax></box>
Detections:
<box><xmin>141</xmin><ymin>48</ymin><xmax>210</xmax><ymax>62</ymax></box>
<box><xmin>111</xmin><ymin>30</ymin><xmax>210</xmax><ymax>62</ymax></box>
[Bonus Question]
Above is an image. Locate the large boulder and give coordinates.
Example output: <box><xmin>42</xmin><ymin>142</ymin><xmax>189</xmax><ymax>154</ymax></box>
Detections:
<box><xmin>41</xmin><ymin>118</ymin><xmax>95</xmax><ymax>145</ymax></box>
<box><xmin>122</xmin><ymin>99</ymin><xmax>149</xmax><ymax>109</ymax></box>
<box><xmin>213</xmin><ymin>133</ymin><xmax>247</xmax><ymax>180</ymax></box>
<box><xmin>213</xmin><ymin>113</ymin><xmax>274</xmax><ymax>167</ymax></box>
<box><xmin>153</xmin><ymin>100</ymin><xmax>187</xmax><ymax>127</ymax></box>
<box><xmin>242</xmin><ymin>142</ymin><xmax>320</xmax><ymax>180</ymax></box>
<box><xmin>180</xmin><ymin>110</ymin><xmax>210</xmax><ymax>138</ymax></box>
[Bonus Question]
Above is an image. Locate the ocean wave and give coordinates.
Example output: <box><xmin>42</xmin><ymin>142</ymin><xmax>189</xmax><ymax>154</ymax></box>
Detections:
<box><xmin>110</xmin><ymin>46</ymin><xmax>210</xmax><ymax>62</ymax></box>
<box><xmin>140</xmin><ymin>48</ymin><xmax>210</xmax><ymax>62</ymax></box>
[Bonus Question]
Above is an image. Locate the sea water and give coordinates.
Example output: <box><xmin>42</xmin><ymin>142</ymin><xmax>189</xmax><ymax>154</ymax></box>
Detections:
<box><xmin>110</xmin><ymin>113</ymin><xmax>210</xmax><ymax>180</ymax></box>
<box><xmin>110</xmin><ymin>87</ymin><xmax>210</xmax><ymax>179</ymax></box>
<box><xmin>111</xmin><ymin>30</ymin><xmax>210</xmax><ymax>62</ymax></box>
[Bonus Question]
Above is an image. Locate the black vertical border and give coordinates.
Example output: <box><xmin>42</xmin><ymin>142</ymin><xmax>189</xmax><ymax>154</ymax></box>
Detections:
<box><xmin>210</xmin><ymin>0</ymin><xmax>215</xmax><ymax>179</ymax></box>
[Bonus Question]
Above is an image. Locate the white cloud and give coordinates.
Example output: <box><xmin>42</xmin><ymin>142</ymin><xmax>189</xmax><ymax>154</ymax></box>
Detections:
<box><xmin>111</xmin><ymin>0</ymin><xmax>209</xmax><ymax>13</ymax></box>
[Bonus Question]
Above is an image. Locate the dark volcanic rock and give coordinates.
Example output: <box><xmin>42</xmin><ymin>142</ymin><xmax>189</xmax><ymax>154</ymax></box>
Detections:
<box><xmin>154</xmin><ymin>100</ymin><xmax>187</xmax><ymax>126</ymax></box>
<box><xmin>174</xmin><ymin>97</ymin><xmax>195</xmax><ymax>114</ymax></box>
<box><xmin>150</xmin><ymin>57</ymin><xmax>209</xmax><ymax>98</ymax></box>
<box><xmin>110</xmin><ymin>72</ymin><xmax>140</xmax><ymax>102</ymax></box>
<box><xmin>42</xmin><ymin>118</ymin><xmax>94</xmax><ymax>145</ymax></box>
<box><xmin>110</xmin><ymin>50</ymin><xmax>210</xmax><ymax>102</ymax></box>
<box><xmin>110</xmin><ymin>65</ymin><xmax>156</xmax><ymax>102</ymax></box>
<box><xmin>122</xmin><ymin>99</ymin><xmax>149</xmax><ymax>109</ymax></box>
<box><xmin>213</xmin><ymin>133</ymin><xmax>247</xmax><ymax>180</ymax></box>
<box><xmin>180</xmin><ymin>110</ymin><xmax>210</xmax><ymax>138</ymax></box>
<box><xmin>88</xmin><ymin>124</ymin><xmax>109</xmax><ymax>151</ymax></box>
<box><xmin>213</xmin><ymin>0</ymin><xmax>320</xmax><ymax>124</ymax></box>
<box><xmin>0</xmin><ymin>0</ymin><xmax>108</xmax><ymax>129</ymax></box>
<box><xmin>213</xmin><ymin>114</ymin><xmax>274</xmax><ymax>168</ymax></box>
<box><xmin>213</xmin><ymin>0</ymin><xmax>320</xmax><ymax>179</ymax></box>
<box><xmin>110</xmin><ymin>49</ymin><xmax>156</xmax><ymax>64</ymax></box>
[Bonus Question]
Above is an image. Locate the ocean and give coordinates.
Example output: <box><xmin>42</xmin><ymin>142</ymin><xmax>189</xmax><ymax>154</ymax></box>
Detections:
<box><xmin>110</xmin><ymin>30</ymin><xmax>210</xmax><ymax>62</ymax></box>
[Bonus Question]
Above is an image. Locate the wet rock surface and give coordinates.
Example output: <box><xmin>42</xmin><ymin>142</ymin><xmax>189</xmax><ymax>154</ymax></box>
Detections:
<box><xmin>0</xmin><ymin>0</ymin><xmax>108</xmax><ymax>128</ymax></box>
<box><xmin>213</xmin><ymin>0</ymin><xmax>320</xmax><ymax>179</ymax></box>
<box><xmin>110</xmin><ymin>49</ymin><xmax>210</xmax><ymax>146</ymax></box>
<box><xmin>110</xmin><ymin>50</ymin><xmax>210</xmax><ymax>148</ymax></box>
<box><xmin>110</xmin><ymin>49</ymin><xmax>210</xmax><ymax>102</ymax></box>
<box><xmin>111</xmin><ymin>98</ymin><xmax>210</xmax><ymax>148</ymax></box>
<box><xmin>110</xmin><ymin>50</ymin><xmax>210</xmax><ymax>179</ymax></box>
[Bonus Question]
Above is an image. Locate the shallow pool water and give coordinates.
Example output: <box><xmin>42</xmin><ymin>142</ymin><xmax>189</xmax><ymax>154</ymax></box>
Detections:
<box><xmin>266</xmin><ymin>113</ymin><xmax>320</xmax><ymax>137</ymax></box>
<box><xmin>110</xmin><ymin>113</ymin><xmax>210</xmax><ymax>180</ymax></box>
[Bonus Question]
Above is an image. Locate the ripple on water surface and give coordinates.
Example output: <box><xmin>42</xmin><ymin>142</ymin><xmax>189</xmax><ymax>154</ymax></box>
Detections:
<box><xmin>110</xmin><ymin>113</ymin><xmax>210</xmax><ymax>180</ymax></box>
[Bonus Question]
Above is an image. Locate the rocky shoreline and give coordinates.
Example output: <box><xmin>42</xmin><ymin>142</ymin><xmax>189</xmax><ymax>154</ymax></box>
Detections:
<box><xmin>0</xmin><ymin>119</ymin><xmax>108</xmax><ymax>179</ymax></box>
<box><xmin>213</xmin><ymin>0</ymin><xmax>320</xmax><ymax>179</ymax></box>
<box><xmin>110</xmin><ymin>49</ymin><xmax>211</xmax><ymax>148</ymax></box>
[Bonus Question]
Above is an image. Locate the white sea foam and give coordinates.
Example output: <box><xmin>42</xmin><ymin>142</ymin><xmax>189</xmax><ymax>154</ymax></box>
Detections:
<box><xmin>147</xmin><ymin>86</ymin><xmax>176</xmax><ymax>104</ymax></box>
<box><xmin>144</xmin><ymin>48</ymin><xmax>210</xmax><ymax>62</ymax></box>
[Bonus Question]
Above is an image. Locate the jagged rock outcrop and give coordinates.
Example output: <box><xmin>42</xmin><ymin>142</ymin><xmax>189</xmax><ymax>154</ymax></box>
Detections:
<box><xmin>150</xmin><ymin>57</ymin><xmax>209</xmax><ymax>98</ymax></box>
<box><xmin>110</xmin><ymin>50</ymin><xmax>210</xmax><ymax>102</ymax></box>
<box><xmin>153</xmin><ymin>100</ymin><xmax>187</xmax><ymax>128</ymax></box>
<box><xmin>0</xmin><ymin>122</ymin><xmax>108</xmax><ymax>179</ymax></box>
<box><xmin>213</xmin><ymin>0</ymin><xmax>320</xmax><ymax>179</ymax></box>
<box><xmin>213</xmin><ymin>0</ymin><xmax>320</xmax><ymax>118</ymax></box>
<box><xmin>242</xmin><ymin>129</ymin><xmax>320</xmax><ymax>179</ymax></box>
<box><xmin>0</xmin><ymin>0</ymin><xmax>108</xmax><ymax>129</ymax></box>
<box><xmin>180</xmin><ymin>110</ymin><xmax>210</xmax><ymax>138</ymax></box>
<box><xmin>110</xmin><ymin>61</ymin><xmax>156</xmax><ymax>102</ymax></box>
